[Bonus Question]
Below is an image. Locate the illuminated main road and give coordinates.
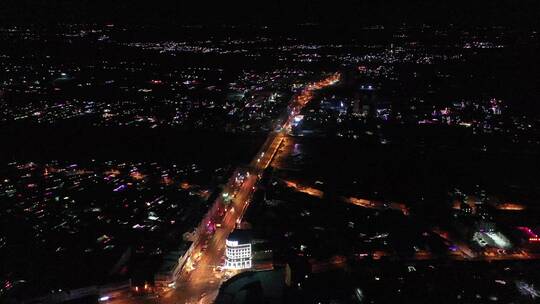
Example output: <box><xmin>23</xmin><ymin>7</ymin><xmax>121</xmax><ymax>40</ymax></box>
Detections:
<box><xmin>110</xmin><ymin>73</ymin><xmax>340</xmax><ymax>304</ymax></box>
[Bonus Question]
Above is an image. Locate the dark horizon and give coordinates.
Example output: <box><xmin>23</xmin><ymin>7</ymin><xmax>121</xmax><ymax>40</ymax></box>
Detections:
<box><xmin>1</xmin><ymin>0</ymin><xmax>539</xmax><ymax>27</ymax></box>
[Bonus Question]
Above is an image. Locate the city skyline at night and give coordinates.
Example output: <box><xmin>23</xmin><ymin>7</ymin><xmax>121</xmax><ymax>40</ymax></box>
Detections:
<box><xmin>1</xmin><ymin>1</ymin><xmax>540</xmax><ymax>304</ymax></box>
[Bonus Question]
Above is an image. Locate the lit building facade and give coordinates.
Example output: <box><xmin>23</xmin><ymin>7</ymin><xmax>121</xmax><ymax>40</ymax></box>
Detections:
<box><xmin>225</xmin><ymin>230</ymin><xmax>252</xmax><ymax>270</ymax></box>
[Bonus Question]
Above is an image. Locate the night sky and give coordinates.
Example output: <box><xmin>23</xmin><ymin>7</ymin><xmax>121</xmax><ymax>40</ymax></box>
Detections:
<box><xmin>1</xmin><ymin>0</ymin><xmax>539</xmax><ymax>26</ymax></box>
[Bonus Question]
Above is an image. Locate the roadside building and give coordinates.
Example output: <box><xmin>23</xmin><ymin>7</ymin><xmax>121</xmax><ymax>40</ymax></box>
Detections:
<box><xmin>225</xmin><ymin>230</ymin><xmax>252</xmax><ymax>270</ymax></box>
<box><xmin>154</xmin><ymin>241</ymin><xmax>193</xmax><ymax>289</ymax></box>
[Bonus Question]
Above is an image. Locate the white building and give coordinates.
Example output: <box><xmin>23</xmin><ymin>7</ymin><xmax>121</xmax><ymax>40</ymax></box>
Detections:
<box><xmin>225</xmin><ymin>230</ymin><xmax>252</xmax><ymax>270</ymax></box>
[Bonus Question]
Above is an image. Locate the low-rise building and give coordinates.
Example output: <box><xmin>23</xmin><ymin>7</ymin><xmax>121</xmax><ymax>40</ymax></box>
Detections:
<box><xmin>154</xmin><ymin>241</ymin><xmax>193</xmax><ymax>288</ymax></box>
<box><xmin>225</xmin><ymin>230</ymin><xmax>252</xmax><ymax>270</ymax></box>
